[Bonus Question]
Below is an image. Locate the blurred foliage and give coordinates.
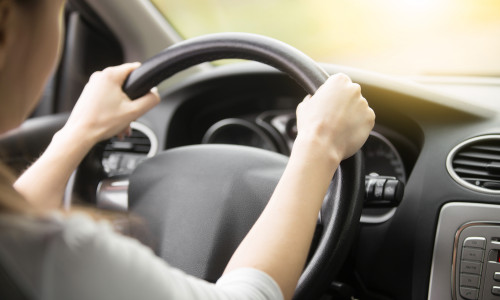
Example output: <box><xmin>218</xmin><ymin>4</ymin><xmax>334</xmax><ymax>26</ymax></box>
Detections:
<box><xmin>151</xmin><ymin>0</ymin><xmax>500</xmax><ymax>76</ymax></box>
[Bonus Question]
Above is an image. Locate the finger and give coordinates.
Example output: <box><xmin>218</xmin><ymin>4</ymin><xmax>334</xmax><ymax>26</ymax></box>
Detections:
<box><xmin>331</xmin><ymin>72</ymin><xmax>352</xmax><ymax>83</ymax></box>
<box><xmin>368</xmin><ymin>107</ymin><xmax>376</xmax><ymax>125</ymax></box>
<box><xmin>150</xmin><ymin>86</ymin><xmax>160</xmax><ymax>98</ymax></box>
<box><xmin>128</xmin><ymin>87</ymin><xmax>161</xmax><ymax>117</ymax></box>
<box><xmin>104</xmin><ymin>62</ymin><xmax>142</xmax><ymax>83</ymax></box>
<box><xmin>117</xmin><ymin>125</ymin><xmax>132</xmax><ymax>140</ymax></box>
<box><xmin>312</xmin><ymin>73</ymin><xmax>352</xmax><ymax>99</ymax></box>
<box><xmin>351</xmin><ymin>82</ymin><xmax>361</xmax><ymax>95</ymax></box>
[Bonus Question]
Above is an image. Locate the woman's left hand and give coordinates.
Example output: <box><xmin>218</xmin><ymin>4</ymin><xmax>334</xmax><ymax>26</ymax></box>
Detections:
<box><xmin>62</xmin><ymin>62</ymin><xmax>160</xmax><ymax>146</ymax></box>
<box><xmin>14</xmin><ymin>63</ymin><xmax>160</xmax><ymax>209</ymax></box>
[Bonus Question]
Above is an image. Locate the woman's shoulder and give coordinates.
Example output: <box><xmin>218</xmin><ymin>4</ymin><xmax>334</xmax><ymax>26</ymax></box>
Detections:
<box><xmin>0</xmin><ymin>212</ymin><xmax>106</xmax><ymax>297</ymax></box>
<box><xmin>0</xmin><ymin>211</ymin><xmax>110</xmax><ymax>241</ymax></box>
<box><xmin>0</xmin><ymin>211</ymin><xmax>118</xmax><ymax>267</ymax></box>
<box><xmin>0</xmin><ymin>211</ymin><xmax>152</xmax><ymax>298</ymax></box>
<box><xmin>0</xmin><ymin>210</ymin><xmax>147</xmax><ymax>261</ymax></box>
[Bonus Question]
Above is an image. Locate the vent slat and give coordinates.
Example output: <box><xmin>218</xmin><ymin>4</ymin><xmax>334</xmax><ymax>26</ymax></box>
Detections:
<box><xmin>108</xmin><ymin>138</ymin><xmax>149</xmax><ymax>144</ymax></box>
<box><xmin>123</xmin><ymin>137</ymin><xmax>150</xmax><ymax>144</ymax></box>
<box><xmin>134</xmin><ymin>145</ymin><xmax>151</xmax><ymax>153</ymax></box>
<box><xmin>456</xmin><ymin>151</ymin><xmax>500</xmax><ymax>162</ymax></box>
<box><xmin>462</xmin><ymin>179</ymin><xmax>500</xmax><ymax>190</ymax></box>
<box><xmin>449</xmin><ymin>136</ymin><xmax>500</xmax><ymax>193</ymax></box>
<box><xmin>455</xmin><ymin>168</ymin><xmax>500</xmax><ymax>179</ymax></box>
<box><xmin>470</xmin><ymin>145</ymin><xmax>500</xmax><ymax>152</ymax></box>
<box><xmin>462</xmin><ymin>177</ymin><xmax>500</xmax><ymax>183</ymax></box>
<box><xmin>103</xmin><ymin>129</ymin><xmax>151</xmax><ymax>157</ymax></box>
<box><xmin>453</xmin><ymin>159</ymin><xmax>487</xmax><ymax>168</ymax></box>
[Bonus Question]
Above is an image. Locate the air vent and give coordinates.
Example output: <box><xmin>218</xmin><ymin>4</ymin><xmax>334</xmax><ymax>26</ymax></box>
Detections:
<box><xmin>102</xmin><ymin>122</ymin><xmax>158</xmax><ymax>175</ymax></box>
<box><xmin>447</xmin><ymin>135</ymin><xmax>500</xmax><ymax>194</ymax></box>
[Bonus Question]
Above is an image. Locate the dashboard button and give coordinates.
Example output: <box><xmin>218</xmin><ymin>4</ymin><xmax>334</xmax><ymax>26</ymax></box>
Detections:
<box><xmin>460</xmin><ymin>287</ymin><xmax>479</xmax><ymax>300</ymax></box>
<box><xmin>464</xmin><ymin>237</ymin><xmax>487</xmax><ymax>249</ymax></box>
<box><xmin>494</xmin><ymin>272</ymin><xmax>500</xmax><ymax>282</ymax></box>
<box><xmin>460</xmin><ymin>274</ymin><xmax>481</xmax><ymax>288</ymax></box>
<box><xmin>461</xmin><ymin>261</ymin><xmax>482</xmax><ymax>275</ymax></box>
<box><xmin>492</xmin><ymin>286</ymin><xmax>500</xmax><ymax>296</ymax></box>
<box><xmin>462</xmin><ymin>248</ymin><xmax>485</xmax><ymax>262</ymax></box>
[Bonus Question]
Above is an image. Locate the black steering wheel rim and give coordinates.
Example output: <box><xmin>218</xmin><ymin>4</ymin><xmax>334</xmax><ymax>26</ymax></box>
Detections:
<box><xmin>123</xmin><ymin>32</ymin><xmax>329</xmax><ymax>98</ymax></box>
<box><xmin>124</xmin><ymin>32</ymin><xmax>364</xmax><ymax>300</ymax></box>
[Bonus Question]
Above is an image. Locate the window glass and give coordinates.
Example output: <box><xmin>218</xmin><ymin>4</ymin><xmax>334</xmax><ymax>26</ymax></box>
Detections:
<box><xmin>151</xmin><ymin>0</ymin><xmax>500</xmax><ymax>77</ymax></box>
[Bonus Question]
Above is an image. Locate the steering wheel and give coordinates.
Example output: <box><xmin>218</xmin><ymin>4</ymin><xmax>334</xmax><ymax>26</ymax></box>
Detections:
<box><xmin>123</xmin><ymin>32</ymin><xmax>364</xmax><ymax>300</ymax></box>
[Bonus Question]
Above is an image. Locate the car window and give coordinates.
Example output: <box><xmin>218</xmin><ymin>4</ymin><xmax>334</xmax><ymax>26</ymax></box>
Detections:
<box><xmin>151</xmin><ymin>0</ymin><xmax>500</xmax><ymax>77</ymax></box>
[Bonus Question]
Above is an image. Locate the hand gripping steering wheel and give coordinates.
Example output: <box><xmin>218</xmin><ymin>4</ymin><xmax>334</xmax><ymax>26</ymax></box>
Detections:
<box><xmin>123</xmin><ymin>32</ymin><xmax>364</xmax><ymax>300</ymax></box>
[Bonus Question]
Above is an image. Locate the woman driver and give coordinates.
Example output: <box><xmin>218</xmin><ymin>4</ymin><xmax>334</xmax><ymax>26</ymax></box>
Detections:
<box><xmin>0</xmin><ymin>0</ymin><xmax>375</xmax><ymax>299</ymax></box>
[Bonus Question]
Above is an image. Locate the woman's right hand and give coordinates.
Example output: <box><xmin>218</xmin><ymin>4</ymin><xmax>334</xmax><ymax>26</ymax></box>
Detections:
<box><xmin>225</xmin><ymin>73</ymin><xmax>375</xmax><ymax>300</ymax></box>
<box><xmin>295</xmin><ymin>73</ymin><xmax>375</xmax><ymax>162</ymax></box>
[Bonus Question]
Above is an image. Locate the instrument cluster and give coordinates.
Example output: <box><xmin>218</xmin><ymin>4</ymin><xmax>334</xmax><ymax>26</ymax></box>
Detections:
<box><xmin>202</xmin><ymin>111</ymin><xmax>407</xmax><ymax>183</ymax></box>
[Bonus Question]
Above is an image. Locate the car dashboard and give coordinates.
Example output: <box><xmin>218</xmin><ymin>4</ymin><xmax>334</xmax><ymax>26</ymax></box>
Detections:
<box><xmin>93</xmin><ymin>61</ymin><xmax>500</xmax><ymax>299</ymax></box>
<box><xmin>2</xmin><ymin>61</ymin><xmax>499</xmax><ymax>300</ymax></box>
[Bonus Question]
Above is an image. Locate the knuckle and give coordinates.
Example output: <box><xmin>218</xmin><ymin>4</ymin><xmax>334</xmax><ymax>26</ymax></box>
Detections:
<box><xmin>368</xmin><ymin>108</ymin><xmax>376</xmax><ymax>124</ymax></box>
<box><xmin>130</xmin><ymin>105</ymin><xmax>142</xmax><ymax>115</ymax></box>
<box><xmin>334</xmin><ymin>73</ymin><xmax>351</xmax><ymax>82</ymax></box>
<box><xmin>296</xmin><ymin>102</ymin><xmax>303</xmax><ymax>114</ymax></box>
<box><xmin>351</xmin><ymin>83</ymin><xmax>362</xmax><ymax>95</ymax></box>
<box><xmin>89</xmin><ymin>71</ymin><xmax>102</xmax><ymax>80</ymax></box>
<box><xmin>100</xmin><ymin>68</ymin><xmax>115</xmax><ymax>80</ymax></box>
<box><xmin>360</xmin><ymin>96</ymin><xmax>369</xmax><ymax>107</ymax></box>
<box><xmin>128</xmin><ymin>102</ymin><xmax>145</xmax><ymax>115</ymax></box>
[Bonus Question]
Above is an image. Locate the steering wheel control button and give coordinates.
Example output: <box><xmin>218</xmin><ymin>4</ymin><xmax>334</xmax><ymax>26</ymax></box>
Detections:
<box><xmin>492</xmin><ymin>286</ymin><xmax>500</xmax><ymax>296</ymax></box>
<box><xmin>464</xmin><ymin>237</ymin><xmax>487</xmax><ymax>249</ymax></box>
<box><xmin>374</xmin><ymin>179</ymin><xmax>386</xmax><ymax>200</ymax></box>
<box><xmin>460</xmin><ymin>287</ymin><xmax>480</xmax><ymax>300</ymax></box>
<box><xmin>383</xmin><ymin>179</ymin><xmax>404</xmax><ymax>203</ymax></box>
<box><xmin>460</xmin><ymin>274</ymin><xmax>481</xmax><ymax>288</ymax></box>
<box><xmin>364</xmin><ymin>175</ymin><xmax>404</xmax><ymax>207</ymax></box>
<box><xmin>461</xmin><ymin>261</ymin><xmax>483</xmax><ymax>275</ymax></box>
<box><xmin>463</xmin><ymin>248</ymin><xmax>485</xmax><ymax>262</ymax></box>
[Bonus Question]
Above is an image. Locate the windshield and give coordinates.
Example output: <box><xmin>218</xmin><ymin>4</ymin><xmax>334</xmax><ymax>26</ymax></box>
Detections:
<box><xmin>151</xmin><ymin>0</ymin><xmax>500</xmax><ymax>77</ymax></box>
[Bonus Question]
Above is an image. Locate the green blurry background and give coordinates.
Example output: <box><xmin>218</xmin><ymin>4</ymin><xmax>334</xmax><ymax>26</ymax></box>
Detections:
<box><xmin>151</xmin><ymin>0</ymin><xmax>500</xmax><ymax>76</ymax></box>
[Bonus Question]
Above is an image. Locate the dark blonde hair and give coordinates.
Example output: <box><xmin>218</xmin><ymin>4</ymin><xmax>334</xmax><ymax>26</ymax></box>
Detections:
<box><xmin>0</xmin><ymin>162</ymin><xmax>151</xmax><ymax>245</ymax></box>
<box><xmin>0</xmin><ymin>0</ymin><xmax>149</xmax><ymax>241</ymax></box>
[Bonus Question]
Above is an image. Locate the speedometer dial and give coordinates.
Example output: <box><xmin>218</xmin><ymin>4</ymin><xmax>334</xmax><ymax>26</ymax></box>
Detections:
<box><xmin>202</xmin><ymin>118</ymin><xmax>278</xmax><ymax>152</ymax></box>
<box><xmin>362</xmin><ymin>131</ymin><xmax>406</xmax><ymax>183</ymax></box>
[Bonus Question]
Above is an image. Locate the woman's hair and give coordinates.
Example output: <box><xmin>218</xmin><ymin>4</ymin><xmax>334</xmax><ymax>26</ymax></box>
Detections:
<box><xmin>0</xmin><ymin>0</ymin><xmax>151</xmax><ymax>245</ymax></box>
<box><xmin>2</xmin><ymin>0</ymin><xmax>40</xmax><ymax>14</ymax></box>
<box><xmin>0</xmin><ymin>162</ymin><xmax>152</xmax><ymax>244</ymax></box>
<box><xmin>0</xmin><ymin>0</ymin><xmax>41</xmax><ymax>214</ymax></box>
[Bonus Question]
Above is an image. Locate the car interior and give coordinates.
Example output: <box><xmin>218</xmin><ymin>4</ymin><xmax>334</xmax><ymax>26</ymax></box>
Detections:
<box><xmin>0</xmin><ymin>0</ymin><xmax>499</xmax><ymax>299</ymax></box>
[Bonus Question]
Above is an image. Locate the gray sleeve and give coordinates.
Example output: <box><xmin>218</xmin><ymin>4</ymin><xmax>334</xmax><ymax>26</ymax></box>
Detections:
<box><xmin>43</xmin><ymin>214</ymin><xmax>283</xmax><ymax>300</ymax></box>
